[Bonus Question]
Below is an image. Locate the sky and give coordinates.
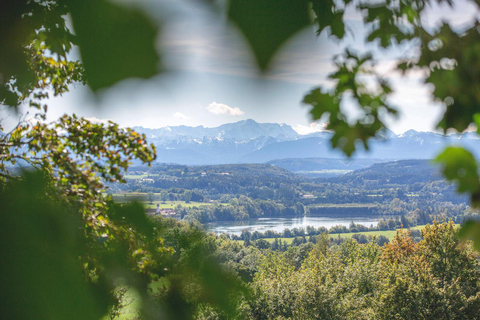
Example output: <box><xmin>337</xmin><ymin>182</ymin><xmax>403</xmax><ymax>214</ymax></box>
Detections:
<box><xmin>2</xmin><ymin>0</ymin><xmax>479</xmax><ymax>134</ymax></box>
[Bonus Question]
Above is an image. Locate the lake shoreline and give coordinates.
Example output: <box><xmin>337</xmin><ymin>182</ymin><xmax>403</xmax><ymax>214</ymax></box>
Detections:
<box><xmin>204</xmin><ymin>214</ymin><xmax>399</xmax><ymax>236</ymax></box>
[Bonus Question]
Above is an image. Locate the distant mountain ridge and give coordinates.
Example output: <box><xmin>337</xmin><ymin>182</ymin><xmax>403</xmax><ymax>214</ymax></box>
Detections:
<box><xmin>134</xmin><ymin>119</ymin><xmax>298</xmax><ymax>141</ymax></box>
<box><xmin>324</xmin><ymin>159</ymin><xmax>442</xmax><ymax>185</ymax></box>
<box><xmin>132</xmin><ymin>120</ymin><xmax>480</xmax><ymax>165</ymax></box>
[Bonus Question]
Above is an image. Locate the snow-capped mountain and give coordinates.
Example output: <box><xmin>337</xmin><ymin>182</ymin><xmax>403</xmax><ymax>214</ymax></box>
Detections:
<box><xmin>133</xmin><ymin>119</ymin><xmax>298</xmax><ymax>142</ymax></box>
<box><xmin>132</xmin><ymin>120</ymin><xmax>480</xmax><ymax>165</ymax></box>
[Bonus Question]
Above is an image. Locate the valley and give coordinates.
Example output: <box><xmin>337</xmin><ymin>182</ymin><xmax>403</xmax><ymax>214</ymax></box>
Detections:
<box><xmin>111</xmin><ymin>158</ymin><xmax>473</xmax><ymax>242</ymax></box>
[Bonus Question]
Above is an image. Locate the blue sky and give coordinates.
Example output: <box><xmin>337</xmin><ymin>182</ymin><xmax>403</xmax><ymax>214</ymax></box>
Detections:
<box><xmin>2</xmin><ymin>0</ymin><xmax>478</xmax><ymax>134</ymax></box>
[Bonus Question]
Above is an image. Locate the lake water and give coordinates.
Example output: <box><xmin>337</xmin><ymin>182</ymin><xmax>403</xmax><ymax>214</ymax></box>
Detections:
<box><xmin>204</xmin><ymin>215</ymin><xmax>384</xmax><ymax>236</ymax></box>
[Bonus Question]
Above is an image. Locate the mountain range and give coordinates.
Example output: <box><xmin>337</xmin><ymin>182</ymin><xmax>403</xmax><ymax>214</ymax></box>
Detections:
<box><xmin>132</xmin><ymin>119</ymin><xmax>480</xmax><ymax>165</ymax></box>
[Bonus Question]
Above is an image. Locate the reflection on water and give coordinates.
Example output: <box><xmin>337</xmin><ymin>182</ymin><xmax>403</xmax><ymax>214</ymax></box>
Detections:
<box><xmin>204</xmin><ymin>215</ymin><xmax>384</xmax><ymax>236</ymax></box>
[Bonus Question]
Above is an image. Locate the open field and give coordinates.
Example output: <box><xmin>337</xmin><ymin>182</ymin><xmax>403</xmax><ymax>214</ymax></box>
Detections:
<box><xmin>255</xmin><ymin>230</ymin><xmax>399</xmax><ymax>245</ymax></box>
<box><xmin>112</xmin><ymin>192</ymin><xmax>150</xmax><ymax>201</ymax></box>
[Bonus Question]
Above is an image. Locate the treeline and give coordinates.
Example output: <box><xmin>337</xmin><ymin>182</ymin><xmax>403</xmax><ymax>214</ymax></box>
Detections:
<box><xmin>177</xmin><ymin>196</ymin><xmax>305</xmax><ymax>222</ymax></box>
<box><xmin>247</xmin><ymin>234</ymin><xmax>393</xmax><ymax>255</ymax></box>
<box><xmin>308</xmin><ymin>205</ymin><xmax>380</xmax><ymax>215</ymax></box>
<box><xmin>174</xmin><ymin>195</ymin><xmax>466</xmax><ymax>226</ymax></box>
<box><xmin>228</xmin><ymin>219</ymin><xmax>423</xmax><ymax>243</ymax></box>
<box><xmin>125</xmin><ymin>163</ymin><xmax>303</xmax><ymax>199</ymax></box>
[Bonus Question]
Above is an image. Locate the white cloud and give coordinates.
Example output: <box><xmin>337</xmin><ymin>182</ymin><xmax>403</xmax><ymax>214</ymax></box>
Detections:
<box><xmin>84</xmin><ymin>117</ymin><xmax>111</xmax><ymax>125</ymax></box>
<box><xmin>207</xmin><ymin>102</ymin><xmax>244</xmax><ymax>116</ymax></box>
<box><xmin>173</xmin><ymin>112</ymin><xmax>189</xmax><ymax>120</ymax></box>
<box><xmin>293</xmin><ymin>122</ymin><xmax>329</xmax><ymax>135</ymax></box>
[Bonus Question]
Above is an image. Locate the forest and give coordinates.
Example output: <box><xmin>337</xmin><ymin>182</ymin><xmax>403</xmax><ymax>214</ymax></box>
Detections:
<box><xmin>106</xmin><ymin>217</ymin><xmax>480</xmax><ymax>319</ymax></box>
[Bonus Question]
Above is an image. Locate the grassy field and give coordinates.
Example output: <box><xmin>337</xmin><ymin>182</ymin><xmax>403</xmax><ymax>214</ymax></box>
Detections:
<box><xmin>254</xmin><ymin>230</ymin><xmax>399</xmax><ymax>245</ymax></box>
<box><xmin>112</xmin><ymin>192</ymin><xmax>149</xmax><ymax>202</ymax></box>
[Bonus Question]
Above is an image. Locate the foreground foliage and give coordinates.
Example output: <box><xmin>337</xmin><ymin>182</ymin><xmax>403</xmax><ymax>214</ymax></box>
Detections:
<box><xmin>247</xmin><ymin>221</ymin><xmax>480</xmax><ymax>320</ymax></box>
<box><xmin>0</xmin><ymin>172</ymin><xmax>246</xmax><ymax>320</ymax></box>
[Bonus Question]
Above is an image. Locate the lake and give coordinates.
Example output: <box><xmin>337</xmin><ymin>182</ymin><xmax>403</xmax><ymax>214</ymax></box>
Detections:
<box><xmin>204</xmin><ymin>215</ymin><xmax>385</xmax><ymax>235</ymax></box>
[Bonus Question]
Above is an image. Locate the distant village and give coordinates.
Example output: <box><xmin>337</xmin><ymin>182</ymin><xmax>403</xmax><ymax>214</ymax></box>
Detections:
<box><xmin>148</xmin><ymin>206</ymin><xmax>178</xmax><ymax>218</ymax></box>
<box><xmin>137</xmin><ymin>171</ymin><xmax>231</xmax><ymax>185</ymax></box>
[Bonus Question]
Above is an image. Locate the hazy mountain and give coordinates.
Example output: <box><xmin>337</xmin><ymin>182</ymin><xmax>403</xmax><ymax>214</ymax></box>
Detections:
<box><xmin>267</xmin><ymin>158</ymin><xmax>388</xmax><ymax>178</ymax></box>
<box><xmin>325</xmin><ymin>159</ymin><xmax>441</xmax><ymax>184</ymax></box>
<box><xmin>132</xmin><ymin>120</ymin><xmax>480</xmax><ymax>165</ymax></box>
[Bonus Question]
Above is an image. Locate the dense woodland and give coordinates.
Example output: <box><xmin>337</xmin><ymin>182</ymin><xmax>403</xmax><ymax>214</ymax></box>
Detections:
<box><xmin>145</xmin><ymin>218</ymin><xmax>480</xmax><ymax>319</ymax></box>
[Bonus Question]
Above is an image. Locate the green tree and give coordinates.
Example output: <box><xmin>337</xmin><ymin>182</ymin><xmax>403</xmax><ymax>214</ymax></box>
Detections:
<box><xmin>294</xmin><ymin>202</ymin><xmax>305</xmax><ymax>215</ymax></box>
<box><xmin>147</xmin><ymin>191</ymin><xmax>155</xmax><ymax>204</ymax></box>
<box><xmin>248</xmin><ymin>239</ymin><xmax>382</xmax><ymax>319</ymax></box>
<box><xmin>255</xmin><ymin>239</ymin><xmax>271</xmax><ymax>250</ymax></box>
<box><xmin>378</xmin><ymin>221</ymin><xmax>480</xmax><ymax>319</ymax></box>
<box><xmin>183</xmin><ymin>190</ymin><xmax>193</xmax><ymax>203</ymax></box>
<box><xmin>248</xmin><ymin>222</ymin><xmax>480</xmax><ymax>319</ymax></box>
<box><xmin>160</xmin><ymin>191</ymin><xmax>169</xmax><ymax>203</ymax></box>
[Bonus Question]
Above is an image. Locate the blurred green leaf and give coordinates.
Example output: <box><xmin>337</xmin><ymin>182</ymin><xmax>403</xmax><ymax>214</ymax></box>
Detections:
<box><xmin>108</xmin><ymin>201</ymin><xmax>155</xmax><ymax>238</ymax></box>
<box><xmin>310</xmin><ymin>0</ymin><xmax>345</xmax><ymax>38</ymax></box>
<box><xmin>67</xmin><ymin>0</ymin><xmax>160</xmax><ymax>91</ymax></box>
<box><xmin>458</xmin><ymin>220</ymin><xmax>480</xmax><ymax>251</ymax></box>
<box><xmin>330</xmin><ymin>122</ymin><xmax>380</xmax><ymax>157</ymax></box>
<box><xmin>434</xmin><ymin>147</ymin><xmax>480</xmax><ymax>205</ymax></box>
<box><xmin>196</xmin><ymin>257</ymin><xmax>247</xmax><ymax>316</ymax></box>
<box><xmin>228</xmin><ymin>0</ymin><xmax>310</xmax><ymax>71</ymax></box>
<box><xmin>417</xmin><ymin>23</ymin><xmax>480</xmax><ymax>132</ymax></box>
<box><xmin>474</xmin><ymin>113</ymin><xmax>480</xmax><ymax>135</ymax></box>
<box><xmin>0</xmin><ymin>171</ymin><xmax>111</xmax><ymax>320</ymax></box>
<box><xmin>303</xmin><ymin>50</ymin><xmax>395</xmax><ymax>157</ymax></box>
<box><xmin>302</xmin><ymin>88</ymin><xmax>338</xmax><ymax>120</ymax></box>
